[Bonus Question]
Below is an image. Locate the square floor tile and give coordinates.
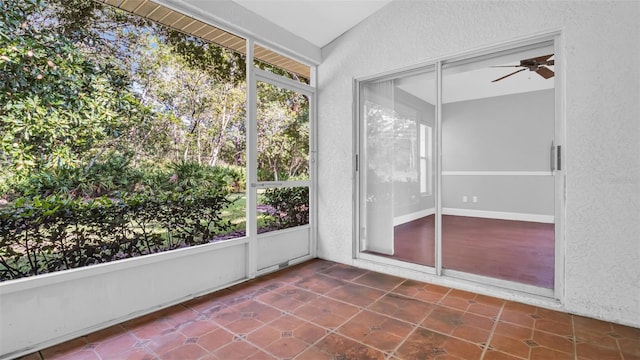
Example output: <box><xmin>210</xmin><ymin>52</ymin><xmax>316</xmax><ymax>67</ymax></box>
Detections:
<box><xmin>337</xmin><ymin>310</ymin><xmax>413</xmax><ymax>351</ymax></box>
<box><xmin>325</xmin><ymin>282</ymin><xmax>386</xmax><ymax>307</ymax></box>
<box><xmin>303</xmin><ymin>333</ymin><xmax>386</xmax><ymax>360</ymax></box>
<box><xmin>353</xmin><ymin>271</ymin><xmax>405</xmax><ymax>291</ymax></box>
<box><xmin>294</xmin><ymin>296</ymin><xmax>360</xmax><ymax>329</ymax></box>
<box><xmin>394</xmin><ymin>327</ymin><xmax>482</xmax><ymax>360</ymax></box>
<box><xmin>393</xmin><ymin>280</ymin><xmax>451</xmax><ymax>304</ymax></box>
<box><xmin>320</xmin><ymin>264</ymin><xmax>369</xmax><ymax>281</ymax></box>
<box><xmin>368</xmin><ymin>293</ymin><xmax>434</xmax><ymax>324</ymax></box>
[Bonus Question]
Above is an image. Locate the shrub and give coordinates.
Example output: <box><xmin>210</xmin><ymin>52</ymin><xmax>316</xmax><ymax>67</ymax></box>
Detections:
<box><xmin>213</xmin><ymin>165</ymin><xmax>246</xmax><ymax>193</ymax></box>
<box><xmin>0</xmin><ymin>189</ymin><xmax>234</xmax><ymax>281</ymax></box>
<box><xmin>262</xmin><ymin>187</ymin><xmax>309</xmax><ymax>230</ymax></box>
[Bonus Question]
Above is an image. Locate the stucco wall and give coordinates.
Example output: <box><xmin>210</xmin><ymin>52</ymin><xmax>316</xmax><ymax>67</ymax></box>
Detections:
<box><xmin>317</xmin><ymin>0</ymin><xmax>639</xmax><ymax>326</ymax></box>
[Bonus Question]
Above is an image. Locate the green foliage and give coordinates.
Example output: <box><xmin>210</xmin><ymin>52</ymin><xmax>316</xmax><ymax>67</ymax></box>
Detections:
<box><xmin>4</xmin><ymin>160</ymin><xmax>245</xmax><ymax>200</ymax></box>
<box><xmin>0</xmin><ymin>0</ymin><xmax>309</xmax><ymax>281</ymax></box>
<box><xmin>256</xmin><ymin>82</ymin><xmax>309</xmax><ymax>181</ymax></box>
<box><xmin>0</xmin><ymin>191</ymin><xmax>234</xmax><ymax>281</ymax></box>
<box><xmin>214</xmin><ymin>165</ymin><xmax>246</xmax><ymax>193</ymax></box>
<box><xmin>166</xmin><ymin>161</ymin><xmax>245</xmax><ymax>193</ymax></box>
<box><xmin>164</xmin><ymin>30</ymin><xmax>246</xmax><ymax>85</ymax></box>
<box><xmin>262</xmin><ymin>187</ymin><xmax>309</xmax><ymax>230</ymax></box>
<box><xmin>0</xmin><ymin>0</ymin><xmax>155</xmax><ymax>179</ymax></box>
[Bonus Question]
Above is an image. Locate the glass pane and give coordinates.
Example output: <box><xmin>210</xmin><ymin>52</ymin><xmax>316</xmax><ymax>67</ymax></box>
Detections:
<box><xmin>359</xmin><ymin>69</ymin><xmax>436</xmax><ymax>266</ymax></box>
<box><xmin>256</xmin><ymin>81</ymin><xmax>310</xmax><ymax>182</ymax></box>
<box><xmin>257</xmin><ymin>186</ymin><xmax>309</xmax><ymax>234</ymax></box>
<box><xmin>441</xmin><ymin>45</ymin><xmax>556</xmax><ymax>288</ymax></box>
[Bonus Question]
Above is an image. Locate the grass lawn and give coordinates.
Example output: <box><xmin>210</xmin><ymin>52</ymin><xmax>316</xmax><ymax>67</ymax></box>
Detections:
<box><xmin>222</xmin><ymin>192</ymin><xmax>274</xmax><ymax>233</ymax></box>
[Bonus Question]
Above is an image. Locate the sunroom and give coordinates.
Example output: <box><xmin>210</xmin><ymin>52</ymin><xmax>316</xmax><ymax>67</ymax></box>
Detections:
<box><xmin>1</xmin><ymin>0</ymin><xmax>638</xmax><ymax>359</ymax></box>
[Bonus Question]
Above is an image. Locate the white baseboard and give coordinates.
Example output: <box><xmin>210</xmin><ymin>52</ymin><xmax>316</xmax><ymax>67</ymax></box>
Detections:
<box><xmin>442</xmin><ymin>171</ymin><xmax>553</xmax><ymax>176</ymax></box>
<box><xmin>442</xmin><ymin>208</ymin><xmax>554</xmax><ymax>223</ymax></box>
<box><xmin>393</xmin><ymin>208</ymin><xmax>435</xmax><ymax>226</ymax></box>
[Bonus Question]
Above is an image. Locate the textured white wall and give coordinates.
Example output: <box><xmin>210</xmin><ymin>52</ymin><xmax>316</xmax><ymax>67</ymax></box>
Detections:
<box><xmin>317</xmin><ymin>0</ymin><xmax>640</xmax><ymax>326</ymax></box>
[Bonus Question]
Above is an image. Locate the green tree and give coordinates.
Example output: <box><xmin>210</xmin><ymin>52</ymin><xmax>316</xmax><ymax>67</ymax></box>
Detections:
<box><xmin>256</xmin><ymin>82</ymin><xmax>309</xmax><ymax>181</ymax></box>
<box><xmin>0</xmin><ymin>0</ymin><xmax>155</xmax><ymax>196</ymax></box>
<box><xmin>132</xmin><ymin>35</ymin><xmax>246</xmax><ymax>167</ymax></box>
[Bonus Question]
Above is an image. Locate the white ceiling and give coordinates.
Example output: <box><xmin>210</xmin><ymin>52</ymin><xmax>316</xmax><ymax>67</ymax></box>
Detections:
<box><xmin>230</xmin><ymin>0</ymin><xmax>393</xmax><ymax>48</ymax></box>
<box><xmin>397</xmin><ymin>46</ymin><xmax>555</xmax><ymax>104</ymax></box>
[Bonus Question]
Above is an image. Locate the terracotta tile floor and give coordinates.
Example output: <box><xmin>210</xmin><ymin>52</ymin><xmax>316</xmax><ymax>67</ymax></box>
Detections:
<box><xmin>20</xmin><ymin>259</ymin><xmax>640</xmax><ymax>360</ymax></box>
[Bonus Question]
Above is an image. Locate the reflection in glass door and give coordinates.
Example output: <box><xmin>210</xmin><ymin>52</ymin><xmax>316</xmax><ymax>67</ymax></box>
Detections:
<box><xmin>254</xmin><ymin>78</ymin><xmax>312</xmax><ymax>273</ymax></box>
<box><xmin>441</xmin><ymin>44</ymin><xmax>557</xmax><ymax>290</ymax></box>
<box><xmin>358</xmin><ymin>69</ymin><xmax>436</xmax><ymax>267</ymax></box>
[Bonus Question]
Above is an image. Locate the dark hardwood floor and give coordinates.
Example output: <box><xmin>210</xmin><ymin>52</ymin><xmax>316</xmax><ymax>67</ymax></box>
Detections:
<box><xmin>369</xmin><ymin>215</ymin><xmax>555</xmax><ymax>288</ymax></box>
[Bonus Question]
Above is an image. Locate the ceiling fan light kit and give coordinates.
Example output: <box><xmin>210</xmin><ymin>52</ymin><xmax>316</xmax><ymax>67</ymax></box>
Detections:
<box><xmin>491</xmin><ymin>54</ymin><xmax>555</xmax><ymax>82</ymax></box>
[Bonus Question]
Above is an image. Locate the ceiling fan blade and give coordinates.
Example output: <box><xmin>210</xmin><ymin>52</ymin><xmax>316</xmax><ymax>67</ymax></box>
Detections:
<box><xmin>491</xmin><ymin>68</ymin><xmax>527</xmax><ymax>82</ymax></box>
<box><xmin>535</xmin><ymin>66</ymin><xmax>554</xmax><ymax>79</ymax></box>
<box><xmin>525</xmin><ymin>54</ymin><xmax>554</xmax><ymax>63</ymax></box>
<box><xmin>490</xmin><ymin>65</ymin><xmax>523</xmax><ymax>68</ymax></box>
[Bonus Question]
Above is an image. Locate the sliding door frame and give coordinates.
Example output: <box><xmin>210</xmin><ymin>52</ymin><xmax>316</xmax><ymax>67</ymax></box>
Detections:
<box><xmin>353</xmin><ymin>29</ymin><xmax>565</xmax><ymax>300</ymax></box>
<box><xmin>353</xmin><ymin>66</ymin><xmax>439</xmax><ymax>276</ymax></box>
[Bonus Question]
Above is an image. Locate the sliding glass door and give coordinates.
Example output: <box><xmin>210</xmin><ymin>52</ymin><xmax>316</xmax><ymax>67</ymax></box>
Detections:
<box><xmin>358</xmin><ymin>68</ymin><xmax>436</xmax><ymax>267</ymax></box>
<box><xmin>356</xmin><ymin>37</ymin><xmax>562</xmax><ymax>296</ymax></box>
<box><xmin>441</xmin><ymin>44</ymin><xmax>557</xmax><ymax>291</ymax></box>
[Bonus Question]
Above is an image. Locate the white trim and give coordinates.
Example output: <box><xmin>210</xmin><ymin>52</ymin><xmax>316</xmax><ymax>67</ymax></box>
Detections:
<box><xmin>256</xmin><ymin>224</ymin><xmax>311</xmax><ymax>239</ymax></box>
<box><xmin>442</xmin><ymin>171</ymin><xmax>553</xmax><ymax>176</ymax></box>
<box><xmin>354</xmin><ymin>28</ymin><xmax>561</xmax><ymax>82</ymax></box>
<box><xmin>255</xmin><ymin>68</ymin><xmax>314</xmax><ymax>95</ymax></box>
<box><xmin>442</xmin><ymin>208</ymin><xmax>554</xmax><ymax>223</ymax></box>
<box><xmin>353</xmin><ymin>78</ymin><xmax>362</xmax><ymax>259</ymax></box>
<box><xmin>392</xmin><ymin>208</ymin><xmax>435</xmax><ymax>226</ymax></box>
<box><xmin>0</xmin><ymin>237</ymin><xmax>248</xmax><ymax>295</ymax></box>
<box><xmin>435</xmin><ymin>60</ymin><xmax>443</xmax><ymax>276</ymax></box>
<box><xmin>251</xmin><ymin>180</ymin><xmax>311</xmax><ymax>189</ymax></box>
<box><xmin>353</xmin><ymin>257</ymin><xmax>559</xmax><ymax>303</ymax></box>
<box><xmin>442</xmin><ymin>269</ymin><xmax>554</xmax><ymax>297</ymax></box>
<box><xmin>246</xmin><ymin>38</ymin><xmax>258</xmax><ymax>279</ymax></box>
<box><xmin>357</xmin><ymin>253</ymin><xmax>437</xmax><ymax>275</ymax></box>
<box><xmin>255</xmin><ymin>254</ymin><xmax>314</xmax><ymax>277</ymax></box>
<box><xmin>553</xmin><ymin>31</ymin><xmax>566</xmax><ymax>301</ymax></box>
<box><xmin>152</xmin><ymin>0</ymin><xmax>321</xmax><ymax>66</ymax></box>
<box><xmin>310</xmin><ymin>66</ymin><xmax>318</xmax><ymax>260</ymax></box>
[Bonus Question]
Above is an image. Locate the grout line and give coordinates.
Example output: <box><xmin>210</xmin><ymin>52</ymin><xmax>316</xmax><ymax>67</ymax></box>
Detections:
<box><xmin>35</xmin><ymin>260</ymin><xmax>613</xmax><ymax>360</ymax></box>
<box><xmin>572</xmin><ymin>315</ymin><xmax>578</xmax><ymax>360</ymax></box>
<box><xmin>611</xmin><ymin>322</ymin><xmax>626</xmax><ymax>360</ymax></box>
<box><xmin>388</xmin><ymin>303</ymin><xmax>438</xmax><ymax>359</ymax></box>
<box><xmin>286</xmin><ymin>267</ymin><xmax>423</xmax><ymax>358</ymax></box>
<box><xmin>479</xmin><ymin>300</ymin><xmax>505</xmax><ymax>360</ymax></box>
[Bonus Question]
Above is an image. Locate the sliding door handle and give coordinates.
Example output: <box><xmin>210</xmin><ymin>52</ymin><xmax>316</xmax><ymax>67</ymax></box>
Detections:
<box><xmin>550</xmin><ymin>141</ymin><xmax>556</xmax><ymax>172</ymax></box>
<box><xmin>550</xmin><ymin>142</ymin><xmax>562</xmax><ymax>172</ymax></box>
<box><xmin>556</xmin><ymin>145</ymin><xmax>561</xmax><ymax>171</ymax></box>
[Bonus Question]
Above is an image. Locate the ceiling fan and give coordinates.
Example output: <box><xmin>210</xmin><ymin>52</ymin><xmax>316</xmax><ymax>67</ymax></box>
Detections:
<box><xmin>491</xmin><ymin>54</ymin><xmax>555</xmax><ymax>82</ymax></box>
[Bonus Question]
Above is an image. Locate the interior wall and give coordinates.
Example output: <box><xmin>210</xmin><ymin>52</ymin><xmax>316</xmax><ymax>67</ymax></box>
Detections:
<box><xmin>442</xmin><ymin>89</ymin><xmax>554</xmax><ymax>217</ymax></box>
<box><xmin>317</xmin><ymin>0</ymin><xmax>640</xmax><ymax>326</ymax></box>
<box><xmin>442</xmin><ymin>90</ymin><xmax>554</xmax><ymax>172</ymax></box>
